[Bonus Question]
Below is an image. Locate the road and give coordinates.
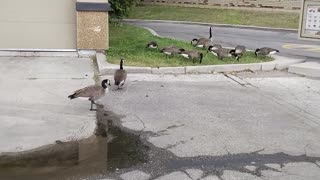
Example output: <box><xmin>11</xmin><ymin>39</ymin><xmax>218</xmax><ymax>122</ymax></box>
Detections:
<box><xmin>126</xmin><ymin>20</ymin><xmax>320</xmax><ymax>60</ymax></box>
<box><xmin>99</xmin><ymin>72</ymin><xmax>320</xmax><ymax>180</ymax></box>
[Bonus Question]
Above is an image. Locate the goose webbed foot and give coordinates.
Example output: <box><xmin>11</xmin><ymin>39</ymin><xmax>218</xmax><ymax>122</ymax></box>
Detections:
<box><xmin>90</xmin><ymin>100</ymin><xmax>96</xmax><ymax>111</ymax></box>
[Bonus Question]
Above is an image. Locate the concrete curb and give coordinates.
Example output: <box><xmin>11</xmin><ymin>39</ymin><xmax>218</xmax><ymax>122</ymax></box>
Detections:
<box><xmin>123</xmin><ymin>19</ymin><xmax>298</xmax><ymax>33</ymax></box>
<box><xmin>0</xmin><ymin>51</ymin><xmax>80</xmax><ymax>57</ymax></box>
<box><xmin>96</xmin><ymin>53</ymin><xmax>152</xmax><ymax>75</ymax></box>
<box><xmin>288</xmin><ymin>61</ymin><xmax>320</xmax><ymax>78</ymax></box>
<box><xmin>96</xmin><ymin>53</ymin><xmax>306</xmax><ymax>75</ymax></box>
<box><xmin>0</xmin><ymin>50</ymin><xmax>96</xmax><ymax>58</ymax></box>
<box><xmin>142</xmin><ymin>27</ymin><xmax>162</xmax><ymax>37</ymax></box>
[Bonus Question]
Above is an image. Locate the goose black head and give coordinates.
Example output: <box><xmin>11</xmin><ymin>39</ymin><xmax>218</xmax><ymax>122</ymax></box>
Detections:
<box><xmin>191</xmin><ymin>39</ymin><xmax>198</xmax><ymax>45</ymax></box>
<box><xmin>208</xmin><ymin>45</ymin><xmax>213</xmax><ymax>51</ymax></box>
<box><xmin>147</xmin><ymin>41</ymin><xmax>158</xmax><ymax>49</ymax></box>
<box><xmin>229</xmin><ymin>49</ymin><xmax>236</xmax><ymax>56</ymax></box>
<box><xmin>179</xmin><ymin>48</ymin><xmax>185</xmax><ymax>53</ymax></box>
<box><xmin>101</xmin><ymin>79</ymin><xmax>111</xmax><ymax>89</ymax></box>
<box><xmin>255</xmin><ymin>48</ymin><xmax>260</xmax><ymax>57</ymax></box>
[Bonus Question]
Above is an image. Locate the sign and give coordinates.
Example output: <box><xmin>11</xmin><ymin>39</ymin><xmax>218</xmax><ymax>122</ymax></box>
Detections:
<box><xmin>300</xmin><ymin>0</ymin><xmax>320</xmax><ymax>40</ymax></box>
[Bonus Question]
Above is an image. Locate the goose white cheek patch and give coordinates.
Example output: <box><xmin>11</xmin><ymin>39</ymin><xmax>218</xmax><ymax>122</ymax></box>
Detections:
<box><xmin>197</xmin><ymin>45</ymin><xmax>204</xmax><ymax>48</ymax></box>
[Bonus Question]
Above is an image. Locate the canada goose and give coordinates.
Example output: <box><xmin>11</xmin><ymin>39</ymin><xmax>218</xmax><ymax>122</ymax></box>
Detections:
<box><xmin>208</xmin><ymin>47</ymin><xmax>233</xmax><ymax>60</ymax></box>
<box><xmin>114</xmin><ymin>59</ymin><xmax>127</xmax><ymax>89</ymax></box>
<box><xmin>255</xmin><ymin>47</ymin><xmax>279</xmax><ymax>57</ymax></box>
<box><xmin>146</xmin><ymin>41</ymin><xmax>158</xmax><ymax>49</ymax></box>
<box><xmin>160</xmin><ymin>46</ymin><xmax>185</xmax><ymax>57</ymax></box>
<box><xmin>230</xmin><ymin>45</ymin><xmax>246</xmax><ymax>61</ymax></box>
<box><xmin>68</xmin><ymin>79</ymin><xmax>111</xmax><ymax>111</ymax></box>
<box><xmin>179</xmin><ymin>50</ymin><xmax>203</xmax><ymax>64</ymax></box>
<box><xmin>208</xmin><ymin>44</ymin><xmax>222</xmax><ymax>52</ymax></box>
<box><xmin>191</xmin><ymin>26</ymin><xmax>213</xmax><ymax>48</ymax></box>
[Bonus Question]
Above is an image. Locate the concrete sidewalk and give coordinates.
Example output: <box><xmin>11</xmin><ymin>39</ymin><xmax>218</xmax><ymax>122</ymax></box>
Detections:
<box><xmin>0</xmin><ymin>56</ymin><xmax>97</xmax><ymax>153</ymax></box>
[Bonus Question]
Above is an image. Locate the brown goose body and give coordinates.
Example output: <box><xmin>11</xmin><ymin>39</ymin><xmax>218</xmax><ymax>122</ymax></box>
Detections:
<box><xmin>114</xmin><ymin>59</ymin><xmax>127</xmax><ymax>88</ymax></box>
<box><xmin>160</xmin><ymin>46</ymin><xmax>185</xmax><ymax>56</ymax></box>
<box><xmin>208</xmin><ymin>44</ymin><xmax>222</xmax><ymax>51</ymax></box>
<box><xmin>191</xmin><ymin>26</ymin><xmax>213</xmax><ymax>48</ymax></box>
<box><xmin>71</xmin><ymin>85</ymin><xmax>105</xmax><ymax>101</ymax></box>
<box><xmin>179</xmin><ymin>50</ymin><xmax>203</xmax><ymax>64</ymax></box>
<box><xmin>192</xmin><ymin>38</ymin><xmax>212</xmax><ymax>48</ymax></box>
<box><xmin>230</xmin><ymin>45</ymin><xmax>246</xmax><ymax>61</ymax></box>
<box><xmin>209</xmin><ymin>47</ymin><xmax>233</xmax><ymax>60</ymax></box>
<box><xmin>255</xmin><ymin>47</ymin><xmax>279</xmax><ymax>56</ymax></box>
<box><xmin>68</xmin><ymin>79</ymin><xmax>111</xmax><ymax>111</ymax></box>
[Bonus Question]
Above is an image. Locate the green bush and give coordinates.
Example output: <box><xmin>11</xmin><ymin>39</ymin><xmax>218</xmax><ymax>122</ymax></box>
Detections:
<box><xmin>109</xmin><ymin>0</ymin><xmax>137</xmax><ymax>19</ymax></box>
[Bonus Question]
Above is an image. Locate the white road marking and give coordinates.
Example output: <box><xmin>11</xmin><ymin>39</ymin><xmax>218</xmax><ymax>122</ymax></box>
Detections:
<box><xmin>282</xmin><ymin>44</ymin><xmax>320</xmax><ymax>52</ymax></box>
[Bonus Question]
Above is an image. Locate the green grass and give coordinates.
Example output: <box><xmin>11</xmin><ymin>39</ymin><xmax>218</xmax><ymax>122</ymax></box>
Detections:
<box><xmin>128</xmin><ymin>5</ymin><xmax>300</xmax><ymax>29</ymax></box>
<box><xmin>106</xmin><ymin>23</ymin><xmax>272</xmax><ymax>67</ymax></box>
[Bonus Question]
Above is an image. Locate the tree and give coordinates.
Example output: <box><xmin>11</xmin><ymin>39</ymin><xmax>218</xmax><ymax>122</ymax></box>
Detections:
<box><xmin>109</xmin><ymin>0</ymin><xmax>137</xmax><ymax>19</ymax></box>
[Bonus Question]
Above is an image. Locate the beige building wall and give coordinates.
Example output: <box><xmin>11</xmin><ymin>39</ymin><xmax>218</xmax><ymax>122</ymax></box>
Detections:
<box><xmin>77</xmin><ymin>10</ymin><xmax>109</xmax><ymax>50</ymax></box>
<box><xmin>0</xmin><ymin>0</ymin><xmax>76</xmax><ymax>49</ymax></box>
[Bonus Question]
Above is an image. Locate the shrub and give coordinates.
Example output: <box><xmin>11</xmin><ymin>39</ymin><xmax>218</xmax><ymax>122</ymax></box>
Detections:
<box><xmin>109</xmin><ymin>0</ymin><xmax>137</xmax><ymax>19</ymax></box>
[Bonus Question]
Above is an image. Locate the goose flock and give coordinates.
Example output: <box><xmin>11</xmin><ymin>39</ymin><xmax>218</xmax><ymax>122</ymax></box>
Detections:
<box><xmin>68</xmin><ymin>59</ymin><xmax>127</xmax><ymax>111</ymax></box>
<box><xmin>68</xmin><ymin>26</ymin><xmax>280</xmax><ymax>111</ymax></box>
<box><xmin>146</xmin><ymin>26</ymin><xmax>280</xmax><ymax>63</ymax></box>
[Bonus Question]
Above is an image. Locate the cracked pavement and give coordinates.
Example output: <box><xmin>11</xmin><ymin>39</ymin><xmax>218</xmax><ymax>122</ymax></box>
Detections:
<box><xmin>97</xmin><ymin>71</ymin><xmax>320</xmax><ymax>180</ymax></box>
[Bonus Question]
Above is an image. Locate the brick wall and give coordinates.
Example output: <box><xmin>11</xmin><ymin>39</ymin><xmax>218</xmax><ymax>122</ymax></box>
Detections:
<box><xmin>140</xmin><ymin>0</ymin><xmax>302</xmax><ymax>11</ymax></box>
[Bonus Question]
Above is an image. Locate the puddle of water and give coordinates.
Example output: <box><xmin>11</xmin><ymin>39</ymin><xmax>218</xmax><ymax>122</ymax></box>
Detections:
<box><xmin>0</xmin><ymin>136</ymin><xmax>107</xmax><ymax>180</ymax></box>
<box><xmin>106</xmin><ymin>122</ymin><xmax>149</xmax><ymax>171</ymax></box>
<box><xmin>0</xmin><ymin>108</ymin><xmax>149</xmax><ymax>180</ymax></box>
<box><xmin>3</xmin><ymin>107</ymin><xmax>319</xmax><ymax>180</ymax></box>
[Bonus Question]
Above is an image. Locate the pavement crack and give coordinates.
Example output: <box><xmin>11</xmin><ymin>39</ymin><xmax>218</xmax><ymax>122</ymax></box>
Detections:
<box><xmin>134</xmin><ymin>114</ymin><xmax>146</xmax><ymax>138</ymax></box>
<box><xmin>239</xmin><ymin>167</ymin><xmax>262</xmax><ymax>177</ymax></box>
<box><xmin>182</xmin><ymin>170</ymin><xmax>194</xmax><ymax>180</ymax></box>
<box><xmin>259</xmin><ymin>164</ymin><xmax>281</xmax><ymax>173</ymax></box>
<box><xmin>223</xmin><ymin>73</ymin><xmax>254</xmax><ymax>87</ymax></box>
<box><xmin>223</xmin><ymin>145</ymin><xmax>232</xmax><ymax>155</ymax></box>
<box><xmin>165</xmin><ymin>141</ymin><xmax>186</xmax><ymax>150</ymax></box>
<box><xmin>167</xmin><ymin>124</ymin><xmax>185</xmax><ymax>130</ymax></box>
<box><xmin>252</xmin><ymin>147</ymin><xmax>266</xmax><ymax>154</ymax></box>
